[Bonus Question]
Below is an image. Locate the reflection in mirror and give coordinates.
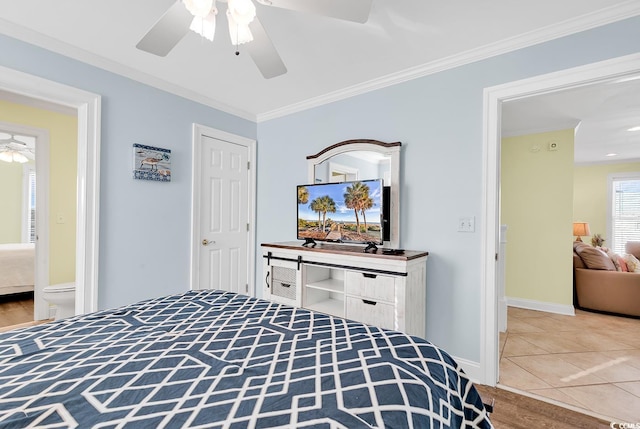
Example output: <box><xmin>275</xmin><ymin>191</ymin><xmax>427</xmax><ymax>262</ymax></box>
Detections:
<box><xmin>307</xmin><ymin>140</ymin><xmax>401</xmax><ymax>249</ymax></box>
<box><xmin>314</xmin><ymin>151</ymin><xmax>391</xmax><ymax>185</ymax></box>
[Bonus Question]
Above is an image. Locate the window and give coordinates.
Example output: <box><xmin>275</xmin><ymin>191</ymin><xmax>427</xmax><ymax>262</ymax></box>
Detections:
<box><xmin>609</xmin><ymin>173</ymin><xmax>640</xmax><ymax>255</ymax></box>
<box><xmin>22</xmin><ymin>165</ymin><xmax>36</xmax><ymax>243</ymax></box>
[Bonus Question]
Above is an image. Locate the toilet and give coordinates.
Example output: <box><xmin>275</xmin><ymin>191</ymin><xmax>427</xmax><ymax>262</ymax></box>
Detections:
<box><xmin>43</xmin><ymin>283</ymin><xmax>76</xmax><ymax>320</ymax></box>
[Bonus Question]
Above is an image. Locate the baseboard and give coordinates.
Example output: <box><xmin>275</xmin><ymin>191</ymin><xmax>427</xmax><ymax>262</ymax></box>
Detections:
<box><xmin>506</xmin><ymin>297</ymin><xmax>575</xmax><ymax>316</ymax></box>
<box><xmin>452</xmin><ymin>356</ymin><xmax>482</xmax><ymax>384</ymax></box>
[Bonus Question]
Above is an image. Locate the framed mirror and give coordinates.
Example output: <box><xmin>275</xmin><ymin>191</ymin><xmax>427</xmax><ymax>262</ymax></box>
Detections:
<box><xmin>307</xmin><ymin>139</ymin><xmax>401</xmax><ymax>249</ymax></box>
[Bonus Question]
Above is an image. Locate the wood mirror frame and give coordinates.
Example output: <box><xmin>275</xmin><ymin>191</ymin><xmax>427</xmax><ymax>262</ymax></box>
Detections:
<box><xmin>307</xmin><ymin>139</ymin><xmax>401</xmax><ymax>249</ymax></box>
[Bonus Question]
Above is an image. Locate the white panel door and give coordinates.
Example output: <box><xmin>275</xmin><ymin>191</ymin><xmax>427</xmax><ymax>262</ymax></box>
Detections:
<box><xmin>198</xmin><ymin>135</ymin><xmax>249</xmax><ymax>294</ymax></box>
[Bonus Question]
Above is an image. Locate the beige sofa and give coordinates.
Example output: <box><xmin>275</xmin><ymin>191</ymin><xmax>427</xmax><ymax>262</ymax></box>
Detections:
<box><xmin>573</xmin><ymin>241</ymin><xmax>640</xmax><ymax>317</ymax></box>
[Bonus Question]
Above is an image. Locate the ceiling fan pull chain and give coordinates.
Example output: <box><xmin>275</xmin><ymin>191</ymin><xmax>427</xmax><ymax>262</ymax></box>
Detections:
<box><xmin>235</xmin><ymin>24</ymin><xmax>240</xmax><ymax>56</ymax></box>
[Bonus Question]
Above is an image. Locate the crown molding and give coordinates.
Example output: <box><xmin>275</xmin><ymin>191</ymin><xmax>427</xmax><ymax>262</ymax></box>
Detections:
<box><xmin>501</xmin><ymin>120</ymin><xmax>581</xmax><ymax>138</ymax></box>
<box><xmin>0</xmin><ymin>18</ymin><xmax>257</xmax><ymax>122</ymax></box>
<box><xmin>2</xmin><ymin>0</ymin><xmax>639</xmax><ymax>125</ymax></box>
<box><xmin>257</xmin><ymin>1</ymin><xmax>640</xmax><ymax>122</ymax></box>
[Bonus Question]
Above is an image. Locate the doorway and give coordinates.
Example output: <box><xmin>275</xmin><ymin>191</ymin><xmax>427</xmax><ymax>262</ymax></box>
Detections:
<box><xmin>481</xmin><ymin>54</ymin><xmax>640</xmax><ymax>383</ymax></box>
<box><xmin>190</xmin><ymin>124</ymin><xmax>256</xmax><ymax>296</ymax></box>
<box><xmin>0</xmin><ymin>122</ymin><xmax>49</xmax><ymax>323</ymax></box>
<box><xmin>0</xmin><ymin>65</ymin><xmax>101</xmax><ymax>316</ymax></box>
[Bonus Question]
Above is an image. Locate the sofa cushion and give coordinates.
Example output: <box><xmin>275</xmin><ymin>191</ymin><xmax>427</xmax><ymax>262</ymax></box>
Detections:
<box><xmin>625</xmin><ymin>241</ymin><xmax>640</xmax><ymax>260</ymax></box>
<box><xmin>574</xmin><ymin>242</ymin><xmax>617</xmax><ymax>271</ymax></box>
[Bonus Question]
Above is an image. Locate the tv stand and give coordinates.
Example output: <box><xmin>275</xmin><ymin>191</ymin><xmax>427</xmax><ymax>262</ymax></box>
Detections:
<box><xmin>262</xmin><ymin>241</ymin><xmax>429</xmax><ymax>338</ymax></box>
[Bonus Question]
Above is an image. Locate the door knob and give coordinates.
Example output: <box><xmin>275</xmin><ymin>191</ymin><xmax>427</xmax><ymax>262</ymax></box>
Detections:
<box><xmin>202</xmin><ymin>239</ymin><xmax>215</xmax><ymax>246</ymax></box>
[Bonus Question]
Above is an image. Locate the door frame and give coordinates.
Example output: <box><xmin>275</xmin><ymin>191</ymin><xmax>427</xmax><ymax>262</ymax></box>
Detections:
<box><xmin>0</xmin><ymin>65</ymin><xmax>101</xmax><ymax>316</ymax></box>
<box><xmin>190</xmin><ymin>123</ymin><xmax>257</xmax><ymax>296</ymax></box>
<box><xmin>480</xmin><ymin>53</ymin><xmax>640</xmax><ymax>385</ymax></box>
<box><xmin>0</xmin><ymin>121</ymin><xmax>49</xmax><ymax>320</ymax></box>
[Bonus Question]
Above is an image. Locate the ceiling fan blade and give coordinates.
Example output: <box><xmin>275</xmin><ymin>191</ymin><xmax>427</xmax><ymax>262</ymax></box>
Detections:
<box><xmin>136</xmin><ymin>1</ymin><xmax>194</xmax><ymax>56</ymax></box>
<box><xmin>262</xmin><ymin>0</ymin><xmax>372</xmax><ymax>23</ymax></box>
<box><xmin>246</xmin><ymin>18</ymin><xmax>287</xmax><ymax>79</ymax></box>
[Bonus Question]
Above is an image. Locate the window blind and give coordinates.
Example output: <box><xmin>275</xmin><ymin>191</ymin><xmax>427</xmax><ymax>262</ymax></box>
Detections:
<box><xmin>612</xmin><ymin>178</ymin><xmax>640</xmax><ymax>254</ymax></box>
<box><xmin>28</xmin><ymin>170</ymin><xmax>36</xmax><ymax>243</ymax></box>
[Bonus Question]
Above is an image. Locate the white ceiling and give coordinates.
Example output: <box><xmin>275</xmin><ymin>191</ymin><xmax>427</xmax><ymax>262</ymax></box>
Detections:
<box><xmin>1</xmin><ymin>1</ymin><xmax>639</xmax><ymax>164</ymax></box>
<box><xmin>1</xmin><ymin>0</ymin><xmax>639</xmax><ymax>122</ymax></box>
<box><xmin>502</xmin><ymin>74</ymin><xmax>640</xmax><ymax>164</ymax></box>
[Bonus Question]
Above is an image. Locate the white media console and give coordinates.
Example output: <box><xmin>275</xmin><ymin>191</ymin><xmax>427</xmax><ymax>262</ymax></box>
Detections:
<box><xmin>262</xmin><ymin>242</ymin><xmax>429</xmax><ymax>338</ymax></box>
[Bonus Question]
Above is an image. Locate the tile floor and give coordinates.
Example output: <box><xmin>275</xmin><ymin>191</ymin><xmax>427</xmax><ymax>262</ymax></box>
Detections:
<box><xmin>499</xmin><ymin>306</ymin><xmax>640</xmax><ymax>422</ymax></box>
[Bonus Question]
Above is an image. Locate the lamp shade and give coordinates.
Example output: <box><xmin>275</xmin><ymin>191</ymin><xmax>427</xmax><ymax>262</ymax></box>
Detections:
<box><xmin>573</xmin><ymin>222</ymin><xmax>591</xmax><ymax>237</ymax></box>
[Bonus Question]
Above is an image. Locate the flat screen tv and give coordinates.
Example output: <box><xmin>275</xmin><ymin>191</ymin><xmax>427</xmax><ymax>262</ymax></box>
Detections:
<box><xmin>297</xmin><ymin>179</ymin><xmax>384</xmax><ymax>246</ymax></box>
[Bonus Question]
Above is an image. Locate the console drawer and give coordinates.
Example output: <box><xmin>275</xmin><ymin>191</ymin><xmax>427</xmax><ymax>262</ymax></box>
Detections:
<box><xmin>346</xmin><ymin>296</ymin><xmax>395</xmax><ymax>330</ymax></box>
<box><xmin>345</xmin><ymin>271</ymin><xmax>395</xmax><ymax>303</ymax></box>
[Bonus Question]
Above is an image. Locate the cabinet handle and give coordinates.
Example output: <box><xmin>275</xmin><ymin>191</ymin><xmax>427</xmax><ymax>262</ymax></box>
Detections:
<box><xmin>281</xmin><ymin>283</ymin><xmax>291</xmax><ymax>288</ymax></box>
<box><xmin>362</xmin><ymin>273</ymin><xmax>377</xmax><ymax>279</ymax></box>
<box><xmin>265</xmin><ymin>272</ymin><xmax>270</xmax><ymax>289</ymax></box>
<box><xmin>362</xmin><ymin>299</ymin><xmax>377</xmax><ymax>306</ymax></box>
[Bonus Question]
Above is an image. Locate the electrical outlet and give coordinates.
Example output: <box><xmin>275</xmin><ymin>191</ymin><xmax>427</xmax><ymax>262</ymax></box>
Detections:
<box><xmin>458</xmin><ymin>216</ymin><xmax>475</xmax><ymax>232</ymax></box>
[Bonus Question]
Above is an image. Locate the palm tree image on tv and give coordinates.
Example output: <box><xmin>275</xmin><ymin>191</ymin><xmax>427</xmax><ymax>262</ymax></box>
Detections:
<box><xmin>297</xmin><ymin>180</ymin><xmax>383</xmax><ymax>244</ymax></box>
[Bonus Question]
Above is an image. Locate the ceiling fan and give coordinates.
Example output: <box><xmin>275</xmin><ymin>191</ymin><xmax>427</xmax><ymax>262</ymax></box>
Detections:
<box><xmin>136</xmin><ymin>0</ymin><xmax>373</xmax><ymax>79</ymax></box>
<box><xmin>0</xmin><ymin>133</ymin><xmax>35</xmax><ymax>163</ymax></box>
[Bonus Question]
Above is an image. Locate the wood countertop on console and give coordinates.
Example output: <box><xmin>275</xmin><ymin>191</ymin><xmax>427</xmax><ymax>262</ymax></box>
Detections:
<box><xmin>261</xmin><ymin>242</ymin><xmax>428</xmax><ymax>261</ymax></box>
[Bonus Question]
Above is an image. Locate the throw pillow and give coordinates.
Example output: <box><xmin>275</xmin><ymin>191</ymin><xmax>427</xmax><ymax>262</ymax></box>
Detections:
<box><xmin>575</xmin><ymin>244</ymin><xmax>617</xmax><ymax>271</ymax></box>
<box><xmin>599</xmin><ymin>247</ymin><xmax>622</xmax><ymax>271</ymax></box>
<box><xmin>618</xmin><ymin>256</ymin><xmax>629</xmax><ymax>272</ymax></box>
<box><xmin>624</xmin><ymin>253</ymin><xmax>640</xmax><ymax>272</ymax></box>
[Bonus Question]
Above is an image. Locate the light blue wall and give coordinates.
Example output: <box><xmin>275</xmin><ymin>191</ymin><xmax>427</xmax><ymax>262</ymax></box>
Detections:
<box><xmin>2</xmin><ymin>15</ymin><xmax>639</xmax><ymax>364</ymax></box>
<box><xmin>0</xmin><ymin>34</ymin><xmax>257</xmax><ymax>310</ymax></box>
<box><xmin>256</xmin><ymin>16</ymin><xmax>640</xmax><ymax>361</ymax></box>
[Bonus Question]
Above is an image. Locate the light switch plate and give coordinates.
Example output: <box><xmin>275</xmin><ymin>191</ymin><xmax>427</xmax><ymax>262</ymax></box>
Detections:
<box><xmin>458</xmin><ymin>216</ymin><xmax>475</xmax><ymax>232</ymax></box>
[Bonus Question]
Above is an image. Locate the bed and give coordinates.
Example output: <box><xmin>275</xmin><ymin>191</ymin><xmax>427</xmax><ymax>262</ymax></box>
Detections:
<box><xmin>0</xmin><ymin>290</ymin><xmax>493</xmax><ymax>428</ymax></box>
<box><xmin>0</xmin><ymin>243</ymin><xmax>35</xmax><ymax>296</ymax></box>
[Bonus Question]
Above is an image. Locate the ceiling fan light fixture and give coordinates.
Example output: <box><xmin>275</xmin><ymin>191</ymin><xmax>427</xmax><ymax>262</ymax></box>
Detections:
<box><xmin>190</xmin><ymin>11</ymin><xmax>217</xmax><ymax>41</ymax></box>
<box><xmin>227</xmin><ymin>9</ymin><xmax>253</xmax><ymax>45</ymax></box>
<box><xmin>227</xmin><ymin>0</ymin><xmax>256</xmax><ymax>25</ymax></box>
<box><xmin>0</xmin><ymin>150</ymin><xmax>28</xmax><ymax>163</ymax></box>
<box><xmin>12</xmin><ymin>152</ymin><xmax>29</xmax><ymax>163</ymax></box>
<box><xmin>183</xmin><ymin>0</ymin><xmax>214</xmax><ymax>18</ymax></box>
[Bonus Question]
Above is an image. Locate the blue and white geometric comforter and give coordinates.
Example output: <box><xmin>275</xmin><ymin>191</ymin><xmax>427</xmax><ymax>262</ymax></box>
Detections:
<box><xmin>0</xmin><ymin>290</ymin><xmax>493</xmax><ymax>428</ymax></box>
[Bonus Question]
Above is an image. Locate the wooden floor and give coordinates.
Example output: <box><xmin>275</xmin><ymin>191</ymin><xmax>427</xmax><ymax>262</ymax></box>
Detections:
<box><xmin>475</xmin><ymin>385</ymin><xmax>611</xmax><ymax>428</ymax></box>
<box><xmin>0</xmin><ymin>292</ymin><xmax>34</xmax><ymax>329</ymax></box>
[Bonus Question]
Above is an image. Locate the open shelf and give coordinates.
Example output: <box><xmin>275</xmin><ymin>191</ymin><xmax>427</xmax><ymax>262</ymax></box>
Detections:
<box><xmin>306</xmin><ymin>278</ymin><xmax>343</xmax><ymax>293</ymax></box>
<box><xmin>306</xmin><ymin>298</ymin><xmax>344</xmax><ymax>318</ymax></box>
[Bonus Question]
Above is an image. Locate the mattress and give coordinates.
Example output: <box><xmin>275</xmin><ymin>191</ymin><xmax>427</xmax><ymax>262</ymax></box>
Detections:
<box><xmin>0</xmin><ymin>290</ymin><xmax>493</xmax><ymax>428</ymax></box>
<box><xmin>0</xmin><ymin>243</ymin><xmax>35</xmax><ymax>295</ymax></box>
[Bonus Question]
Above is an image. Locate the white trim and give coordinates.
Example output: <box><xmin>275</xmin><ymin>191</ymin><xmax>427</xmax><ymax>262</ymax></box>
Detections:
<box><xmin>2</xmin><ymin>3</ymin><xmax>638</xmax><ymax>122</ymax></box>
<box><xmin>506</xmin><ymin>298</ymin><xmax>575</xmax><ymax>316</ymax></box>
<box><xmin>190</xmin><ymin>124</ymin><xmax>257</xmax><ymax>296</ymax></box>
<box><xmin>258</xmin><ymin>2</ymin><xmax>640</xmax><ymax>122</ymax></box>
<box><xmin>451</xmin><ymin>356</ymin><xmax>482</xmax><ymax>385</ymax></box>
<box><xmin>501</xmin><ymin>120</ymin><xmax>581</xmax><ymax>138</ymax></box>
<box><xmin>0</xmin><ymin>18</ymin><xmax>255</xmax><ymax>122</ymax></box>
<box><xmin>0</xmin><ymin>65</ymin><xmax>101</xmax><ymax>316</ymax></box>
<box><xmin>481</xmin><ymin>53</ymin><xmax>640</xmax><ymax>386</ymax></box>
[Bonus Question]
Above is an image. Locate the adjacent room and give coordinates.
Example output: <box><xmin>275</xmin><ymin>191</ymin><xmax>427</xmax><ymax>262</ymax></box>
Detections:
<box><xmin>0</xmin><ymin>0</ymin><xmax>639</xmax><ymax>426</ymax></box>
